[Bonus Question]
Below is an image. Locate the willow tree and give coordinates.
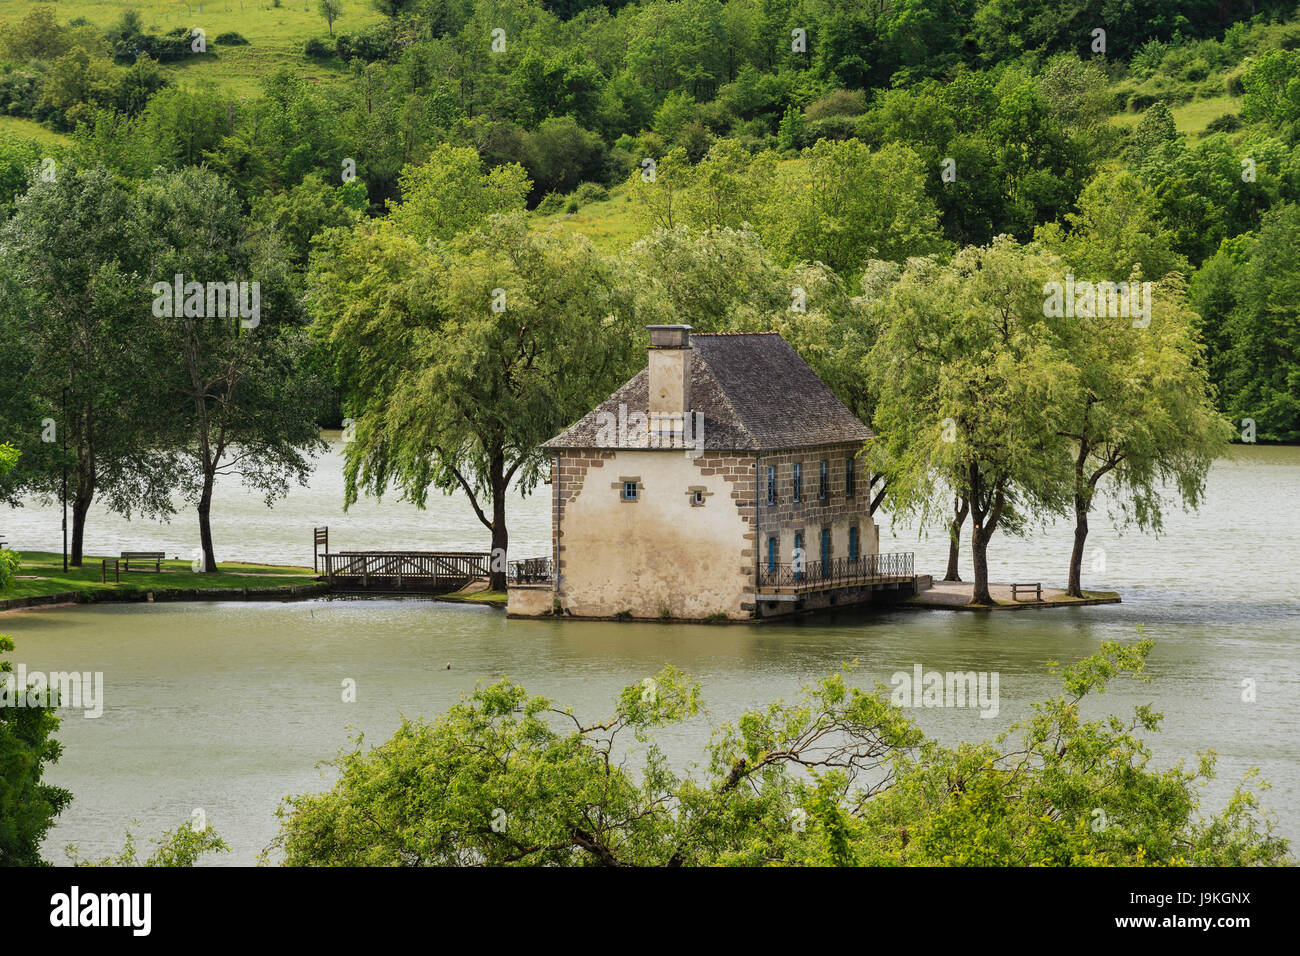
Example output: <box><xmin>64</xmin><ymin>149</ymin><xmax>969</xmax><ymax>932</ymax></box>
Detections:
<box><xmin>867</xmin><ymin>239</ymin><xmax>1074</xmax><ymax>606</ymax></box>
<box><xmin>1055</xmin><ymin>275</ymin><xmax>1230</xmax><ymax>596</ymax></box>
<box><xmin>308</xmin><ymin>214</ymin><xmax>640</xmax><ymax>589</ymax></box>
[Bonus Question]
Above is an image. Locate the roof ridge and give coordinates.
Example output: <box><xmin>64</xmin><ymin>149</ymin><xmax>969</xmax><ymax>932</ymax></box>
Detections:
<box><xmin>689</xmin><ymin>331</ymin><xmax>781</xmax><ymax>337</ymax></box>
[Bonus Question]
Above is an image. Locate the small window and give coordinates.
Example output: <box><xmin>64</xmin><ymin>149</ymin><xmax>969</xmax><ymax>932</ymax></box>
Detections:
<box><xmin>693</xmin><ymin>489</ymin><xmax>704</xmax><ymax>505</ymax></box>
<box><xmin>849</xmin><ymin>526</ymin><xmax>859</xmax><ymax>560</ymax></box>
<box><xmin>845</xmin><ymin>458</ymin><xmax>855</xmax><ymax>497</ymax></box>
<box><xmin>767</xmin><ymin>536</ymin><xmax>777</xmax><ymax>573</ymax></box>
<box><xmin>622</xmin><ymin>481</ymin><xmax>638</xmax><ymax>501</ymax></box>
<box><xmin>793</xmin><ymin>462</ymin><xmax>802</xmax><ymax>503</ymax></box>
<box><xmin>818</xmin><ymin>460</ymin><xmax>828</xmax><ymax>499</ymax></box>
<box><xmin>766</xmin><ymin>465</ymin><xmax>776</xmax><ymax>506</ymax></box>
<box><xmin>820</xmin><ymin>528</ymin><xmax>831</xmax><ymax>568</ymax></box>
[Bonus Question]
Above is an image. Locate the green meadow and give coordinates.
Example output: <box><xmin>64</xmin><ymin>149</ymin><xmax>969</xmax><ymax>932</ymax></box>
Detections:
<box><xmin>0</xmin><ymin>0</ymin><xmax>382</xmax><ymax>98</ymax></box>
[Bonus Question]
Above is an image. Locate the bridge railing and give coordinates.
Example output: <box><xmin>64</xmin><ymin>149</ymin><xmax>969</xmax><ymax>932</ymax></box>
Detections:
<box><xmin>757</xmin><ymin>551</ymin><xmax>913</xmax><ymax>589</ymax></box>
<box><xmin>323</xmin><ymin>551</ymin><xmax>492</xmax><ymax>589</ymax></box>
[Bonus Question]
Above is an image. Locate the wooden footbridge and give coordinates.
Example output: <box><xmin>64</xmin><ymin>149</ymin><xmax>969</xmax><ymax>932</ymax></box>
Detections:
<box><xmin>314</xmin><ymin>527</ymin><xmax>492</xmax><ymax>595</ymax></box>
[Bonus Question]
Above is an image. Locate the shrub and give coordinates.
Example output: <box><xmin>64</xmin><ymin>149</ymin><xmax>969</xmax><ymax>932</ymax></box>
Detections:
<box><xmin>304</xmin><ymin>37</ymin><xmax>331</xmax><ymax>59</ymax></box>
<box><xmin>214</xmin><ymin>32</ymin><xmax>249</xmax><ymax>46</ymax></box>
<box><xmin>1206</xmin><ymin>112</ymin><xmax>1242</xmax><ymax>133</ymax></box>
<box><xmin>574</xmin><ymin>181</ymin><xmax>608</xmax><ymax>204</ymax></box>
<box><xmin>335</xmin><ymin>23</ymin><xmax>401</xmax><ymax>63</ymax></box>
<box><xmin>535</xmin><ymin>191</ymin><xmax>565</xmax><ymax>214</ymax></box>
<box><xmin>805</xmin><ymin>89</ymin><xmax>867</xmax><ymax>120</ymax></box>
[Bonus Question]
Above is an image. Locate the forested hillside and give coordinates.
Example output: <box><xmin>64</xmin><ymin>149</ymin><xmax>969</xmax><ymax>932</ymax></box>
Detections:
<box><xmin>6</xmin><ymin>0</ymin><xmax>1295</xmax><ymax>439</ymax></box>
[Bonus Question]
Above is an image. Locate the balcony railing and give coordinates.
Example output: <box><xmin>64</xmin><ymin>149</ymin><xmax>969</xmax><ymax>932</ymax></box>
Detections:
<box><xmin>508</xmin><ymin>556</ymin><xmax>553</xmax><ymax>585</ymax></box>
<box><xmin>757</xmin><ymin>551</ymin><xmax>913</xmax><ymax>589</ymax></box>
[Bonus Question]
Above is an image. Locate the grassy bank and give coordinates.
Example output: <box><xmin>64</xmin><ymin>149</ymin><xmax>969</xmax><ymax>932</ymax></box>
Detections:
<box><xmin>4</xmin><ymin>550</ymin><xmax>318</xmax><ymax>601</ymax></box>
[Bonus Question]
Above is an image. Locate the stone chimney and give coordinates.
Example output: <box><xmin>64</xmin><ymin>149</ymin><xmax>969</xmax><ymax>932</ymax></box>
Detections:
<box><xmin>647</xmin><ymin>325</ymin><xmax>692</xmax><ymax>414</ymax></box>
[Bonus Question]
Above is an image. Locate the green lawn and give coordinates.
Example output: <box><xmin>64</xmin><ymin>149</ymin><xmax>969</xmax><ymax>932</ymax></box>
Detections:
<box><xmin>5</xmin><ymin>550</ymin><xmax>318</xmax><ymax>601</ymax></box>
<box><xmin>0</xmin><ymin>0</ymin><xmax>382</xmax><ymax>98</ymax></box>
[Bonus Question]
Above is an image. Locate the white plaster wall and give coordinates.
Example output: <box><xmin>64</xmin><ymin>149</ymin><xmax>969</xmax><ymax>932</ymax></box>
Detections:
<box><xmin>557</xmin><ymin>450</ymin><xmax>752</xmax><ymax>619</ymax></box>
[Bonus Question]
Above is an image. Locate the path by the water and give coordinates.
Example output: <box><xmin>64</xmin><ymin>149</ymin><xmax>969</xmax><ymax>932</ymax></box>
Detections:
<box><xmin>908</xmin><ymin>579</ymin><xmax>1121</xmax><ymax>610</ymax></box>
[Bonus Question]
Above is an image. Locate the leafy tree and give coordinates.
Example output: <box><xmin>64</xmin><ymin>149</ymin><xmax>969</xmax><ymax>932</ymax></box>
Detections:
<box><xmin>309</xmin><ymin>214</ymin><xmax>641</xmax><ymax>588</ymax></box>
<box><xmin>1239</xmin><ymin>48</ymin><xmax>1300</xmax><ymax>135</ymax></box>
<box><xmin>374</xmin><ymin>0</ymin><xmax>418</xmax><ymax>18</ymax></box>
<box><xmin>775</xmin><ymin>103</ymin><xmax>804</xmax><ymax>152</ymax></box>
<box><xmin>213</xmin><ymin>70</ymin><xmax>348</xmax><ymax>198</ymax></box>
<box><xmin>1130</xmin><ymin>101</ymin><xmax>1179</xmax><ymax>164</ymax></box>
<box><xmin>866</xmin><ymin>239</ymin><xmax>1074</xmax><ymax>605</ymax></box>
<box><xmin>767</xmin><ymin>139</ymin><xmax>949</xmax><ymax>278</ymax></box>
<box><xmin>523</xmin><ymin>116</ymin><xmax>606</xmax><ymax>199</ymax></box>
<box><xmin>388</xmin><ymin>143</ymin><xmax>531</xmax><ymax>243</ymax></box>
<box><xmin>0</xmin><ymin>635</ymin><xmax>72</xmax><ymax>866</ymax></box>
<box><xmin>0</xmin><ymin>166</ymin><xmax>180</xmax><ymax>565</ymax></box>
<box><xmin>319</xmin><ymin>0</ymin><xmax>345</xmax><ymax>37</ymax></box>
<box><xmin>271</xmin><ymin>642</ymin><xmax>1290</xmax><ymax>866</ymax></box>
<box><xmin>1053</xmin><ymin>276</ymin><xmax>1229</xmax><ymax>595</ymax></box>
<box><xmin>251</xmin><ymin>172</ymin><xmax>366</xmax><ymax>267</ymax></box>
<box><xmin>1035</xmin><ymin>165</ymin><xmax>1189</xmax><ymax>283</ymax></box>
<box><xmin>135</xmin><ymin>167</ymin><xmax>328</xmax><ymax>571</ymax></box>
<box><xmin>625</xmin><ymin>146</ymin><xmax>694</xmax><ymax>231</ymax></box>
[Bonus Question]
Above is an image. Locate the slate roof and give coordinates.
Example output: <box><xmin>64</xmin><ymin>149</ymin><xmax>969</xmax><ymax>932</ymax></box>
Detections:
<box><xmin>544</xmin><ymin>332</ymin><xmax>874</xmax><ymax>452</ymax></box>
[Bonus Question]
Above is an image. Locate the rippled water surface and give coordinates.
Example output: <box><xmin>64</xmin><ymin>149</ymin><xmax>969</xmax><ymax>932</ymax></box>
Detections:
<box><xmin>3</xmin><ymin>440</ymin><xmax>1297</xmax><ymax>864</ymax></box>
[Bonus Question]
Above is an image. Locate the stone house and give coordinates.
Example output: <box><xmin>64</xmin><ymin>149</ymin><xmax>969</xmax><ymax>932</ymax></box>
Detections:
<box><xmin>506</xmin><ymin>325</ymin><xmax>915</xmax><ymax>621</ymax></box>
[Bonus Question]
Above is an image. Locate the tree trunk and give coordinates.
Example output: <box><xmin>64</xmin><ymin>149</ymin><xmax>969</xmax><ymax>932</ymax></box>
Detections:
<box><xmin>970</xmin><ymin>520</ymin><xmax>993</xmax><ymax>606</ymax></box>
<box><xmin>944</xmin><ymin>496</ymin><xmax>968</xmax><ymax>582</ymax></box>
<box><xmin>69</xmin><ymin>454</ymin><xmax>95</xmax><ymax>568</ymax></box>
<box><xmin>197</xmin><ymin>472</ymin><xmax>218</xmax><ymax>573</ymax></box>
<box><xmin>489</xmin><ymin>457</ymin><xmax>508</xmax><ymax>592</ymax></box>
<box><xmin>1067</xmin><ymin>494</ymin><xmax>1088</xmax><ymax>598</ymax></box>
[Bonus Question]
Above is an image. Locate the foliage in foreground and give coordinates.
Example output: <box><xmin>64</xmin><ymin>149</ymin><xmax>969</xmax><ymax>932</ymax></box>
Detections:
<box><xmin>272</xmin><ymin>641</ymin><xmax>1289</xmax><ymax>866</ymax></box>
<box><xmin>0</xmin><ymin>635</ymin><xmax>70</xmax><ymax>865</ymax></box>
<box><xmin>66</xmin><ymin>820</ymin><xmax>229</xmax><ymax>867</ymax></box>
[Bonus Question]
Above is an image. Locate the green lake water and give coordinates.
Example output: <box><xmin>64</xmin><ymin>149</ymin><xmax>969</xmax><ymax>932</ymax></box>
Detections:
<box><xmin>2</xmin><ymin>439</ymin><xmax>1297</xmax><ymax>864</ymax></box>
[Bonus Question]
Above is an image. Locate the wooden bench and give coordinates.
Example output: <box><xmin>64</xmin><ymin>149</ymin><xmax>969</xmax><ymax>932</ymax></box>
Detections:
<box><xmin>102</xmin><ymin>558</ymin><xmax>120</xmax><ymax>584</ymax></box>
<box><xmin>1011</xmin><ymin>582</ymin><xmax>1042</xmax><ymax>602</ymax></box>
<box><xmin>121</xmin><ymin>551</ymin><xmax>165</xmax><ymax>573</ymax></box>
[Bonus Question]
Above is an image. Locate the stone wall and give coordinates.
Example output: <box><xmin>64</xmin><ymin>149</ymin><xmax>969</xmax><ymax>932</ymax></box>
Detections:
<box><xmin>754</xmin><ymin>443</ymin><xmax>879</xmax><ymax>571</ymax></box>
